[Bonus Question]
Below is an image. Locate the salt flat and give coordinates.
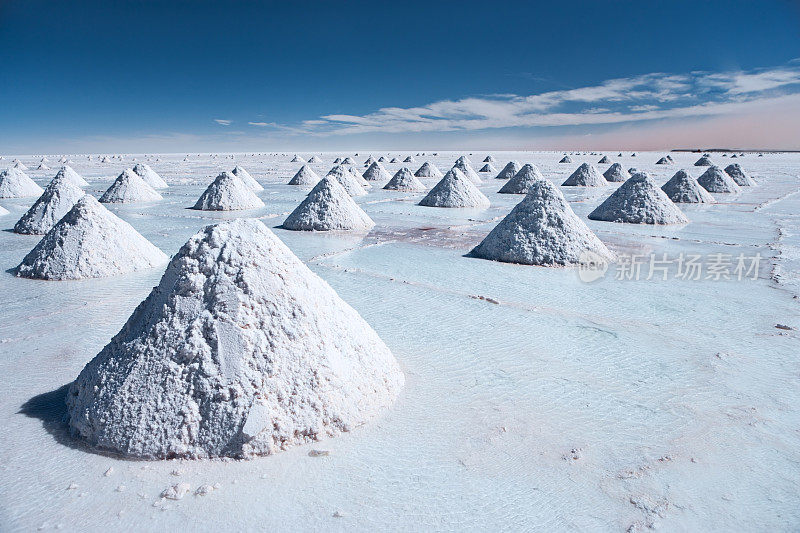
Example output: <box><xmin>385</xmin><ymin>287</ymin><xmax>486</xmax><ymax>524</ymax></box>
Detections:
<box><xmin>0</xmin><ymin>150</ymin><xmax>798</xmax><ymax>531</ymax></box>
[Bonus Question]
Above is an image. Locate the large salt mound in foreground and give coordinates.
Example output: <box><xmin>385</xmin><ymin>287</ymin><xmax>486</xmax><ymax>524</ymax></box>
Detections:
<box><xmin>419</xmin><ymin>168</ymin><xmax>489</xmax><ymax>208</ymax></box>
<box><xmin>326</xmin><ymin>165</ymin><xmax>367</xmax><ymax>196</ymax></box>
<box><xmin>588</xmin><ymin>173</ymin><xmax>689</xmax><ymax>224</ymax></box>
<box><xmin>132</xmin><ymin>163</ymin><xmax>168</xmax><ymax>189</ymax></box>
<box><xmin>498</xmin><ymin>163</ymin><xmax>544</xmax><ymax>194</ymax></box>
<box><xmin>16</xmin><ymin>195</ymin><xmax>167</xmax><ymax>280</ymax></box>
<box><xmin>0</xmin><ymin>168</ymin><xmax>43</xmax><ymax>198</ymax></box>
<box><xmin>697</xmin><ymin>165</ymin><xmax>741</xmax><ymax>193</ymax></box>
<box><xmin>661</xmin><ymin>170</ymin><xmax>715</xmax><ymax>203</ymax></box>
<box><xmin>231</xmin><ymin>166</ymin><xmax>264</xmax><ymax>191</ymax></box>
<box><xmin>192</xmin><ymin>172</ymin><xmax>265</xmax><ymax>210</ymax></box>
<box><xmin>384</xmin><ymin>167</ymin><xmax>425</xmax><ymax>191</ymax></box>
<box><xmin>470</xmin><ymin>179</ymin><xmax>614</xmax><ymax>266</ymax></box>
<box><xmin>65</xmin><ymin>219</ymin><xmax>403</xmax><ymax>459</ymax></box>
<box><xmin>562</xmin><ymin>162</ymin><xmax>606</xmax><ymax>186</ymax></box>
<box><xmin>495</xmin><ymin>161</ymin><xmax>520</xmax><ymax>179</ymax></box>
<box><xmin>603</xmin><ymin>163</ymin><xmax>629</xmax><ymax>183</ymax></box>
<box><xmin>283</xmin><ymin>176</ymin><xmax>374</xmax><ymax>231</ymax></box>
<box><xmin>724</xmin><ymin>163</ymin><xmax>756</xmax><ymax>186</ymax></box>
<box><xmin>59</xmin><ymin>165</ymin><xmax>89</xmax><ymax>187</ymax></box>
<box><xmin>100</xmin><ymin>169</ymin><xmax>163</xmax><ymax>203</ymax></box>
<box><xmin>14</xmin><ymin>173</ymin><xmax>85</xmax><ymax>234</ymax></box>
<box><xmin>415</xmin><ymin>161</ymin><xmax>442</xmax><ymax>178</ymax></box>
<box><xmin>362</xmin><ymin>161</ymin><xmax>391</xmax><ymax>181</ymax></box>
<box><xmin>288</xmin><ymin>164</ymin><xmax>320</xmax><ymax>186</ymax></box>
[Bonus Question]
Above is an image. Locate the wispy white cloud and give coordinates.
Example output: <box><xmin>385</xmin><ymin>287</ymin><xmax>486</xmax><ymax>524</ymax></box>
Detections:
<box><xmin>280</xmin><ymin>62</ymin><xmax>800</xmax><ymax>137</ymax></box>
<box><xmin>214</xmin><ymin>119</ymin><xmax>232</xmax><ymax>126</ymax></box>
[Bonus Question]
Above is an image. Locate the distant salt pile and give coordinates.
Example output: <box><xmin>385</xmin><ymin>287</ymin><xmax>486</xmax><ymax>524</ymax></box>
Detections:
<box><xmin>342</xmin><ymin>156</ymin><xmax>355</xmax><ymax>165</ymax></box>
<box><xmin>362</xmin><ymin>161</ymin><xmax>391</xmax><ymax>181</ymax></box>
<box><xmin>231</xmin><ymin>166</ymin><xmax>264</xmax><ymax>191</ymax></box>
<box><xmin>628</xmin><ymin>167</ymin><xmax>639</xmax><ymax>174</ymax></box>
<box><xmin>498</xmin><ymin>163</ymin><xmax>544</xmax><ymax>194</ymax></box>
<box><xmin>631</xmin><ymin>153</ymin><xmax>637</xmax><ymax>157</ymax></box>
<box><xmin>455</xmin><ymin>155</ymin><xmax>471</xmax><ymax>165</ymax></box>
<box><xmin>0</xmin><ymin>168</ymin><xmax>44</xmax><ymax>198</ymax></box>
<box><xmin>724</xmin><ymin>163</ymin><xmax>756</xmax><ymax>186</ymax></box>
<box><xmin>495</xmin><ymin>161</ymin><xmax>521</xmax><ymax>179</ymax></box>
<box><xmin>37</xmin><ymin>164</ymin><xmax>50</xmax><ymax>171</ymax></box>
<box><xmin>403</xmin><ymin>155</ymin><xmax>415</xmax><ymax>163</ymax></box>
<box><xmin>603</xmin><ymin>163</ymin><xmax>629</xmax><ymax>183</ymax></box>
<box><xmin>588</xmin><ymin>173</ymin><xmax>688</xmax><ymax>224</ymax></box>
<box><xmin>378</xmin><ymin>156</ymin><xmax>387</xmax><ymax>162</ymax></box>
<box><xmin>16</xmin><ymin>196</ymin><xmax>167</xmax><ymax>280</ymax></box>
<box><xmin>59</xmin><ymin>165</ymin><xmax>89</xmax><ymax>187</ymax></box>
<box><xmin>415</xmin><ymin>161</ymin><xmax>443</xmax><ymax>178</ymax></box>
<box><xmin>470</xmin><ymin>179</ymin><xmax>613</xmax><ymax>266</ymax></box>
<box><xmin>483</xmin><ymin>155</ymin><xmax>495</xmax><ymax>163</ymax></box>
<box><xmin>389</xmin><ymin>157</ymin><xmax>399</xmax><ymax>163</ymax></box>
<box><xmin>479</xmin><ymin>163</ymin><xmax>496</xmax><ymax>173</ymax></box>
<box><xmin>562</xmin><ymin>163</ymin><xmax>606</xmax><ymax>187</ymax></box>
<box><xmin>291</xmin><ymin>154</ymin><xmax>305</xmax><ymax>163</ymax></box>
<box><xmin>14</xmin><ymin>161</ymin><xmax>29</xmax><ymax>171</ymax></box>
<box><xmin>598</xmin><ymin>155</ymin><xmax>611</xmax><ymax>164</ymax></box>
<box><xmin>333</xmin><ymin>157</ymin><xmax>342</xmax><ymax>164</ymax></box>
<box><xmin>132</xmin><ymin>163</ymin><xmax>168</xmax><ymax>189</ymax></box>
<box><xmin>326</xmin><ymin>165</ymin><xmax>368</xmax><ymax>196</ymax></box>
<box><xmin>384</xmin><ymin>167</ymin><xmax>425</xmax><ymax>191</ymax></box>
<box><xmin>192</xmin><ymin>172</ymin><xmax>265</xmax><ymax>210</ymax></box>
<box><xmin>697</xmin><ymin>165</ymin><xmax>741</xmax><ymax>193</ymax></box>
<box><xmin>419</xmin><ymin>168</ymin><xmax>489</xmax><ymax>208</ymax></box>
<box><xmin>667</xmin><ymin>155</ymin><xmax>675</xmax><ymax>163</ymax></box>
<box><xmin>14</xmin><ymin>173</ymin><xmax>85</xmax><ymax>235</ymax></box>
<box><xmin>655</xmin><ymin>157</ymin><xmax>670</xmax><ymax>165</ymax></box>
<box><xmin>308</xmin><ymin>155</ymin><xmax>323</xmax><ymax>164</ymax></box>
<box><xmin>288</xmin><ymin>165</ymin><xmax>321</xmax><ymax>186</ymax></box>
<box><xmin>66</xmin><ymin>218</ymin><xmax>402</xmax><ymax>459</ymax></box>
<box><xmin>661</xmin><ymin>170</ymin><xmax>715</xmax><ymax>203</ymax></box>
<box><xmin>453</xmin><ymin>159</ymin><xmax>482</xmax><ymax>184</ymax></box>
<box><xmin>284</xmin><ymin>176</ymin><xmax>374</xmax><ymax>231</ymax></box>
<box><xmin>364</xmin><ymin>155</ymin><xmax>376</xmax><ymax>166</ymax></box>
<box><xmin>100</xmin><ymin>169</ymin><xmax>163</xmax><ymax>204</ymax></box>
<box><xmin>559</xmin><ymin>155</ymin><xmax>572</xmax><ymax>163</ymax></box>
<box><xmin>694</xmin><ymin>155</ymin><xmax>713</xmax><ymax>166</ymax></box>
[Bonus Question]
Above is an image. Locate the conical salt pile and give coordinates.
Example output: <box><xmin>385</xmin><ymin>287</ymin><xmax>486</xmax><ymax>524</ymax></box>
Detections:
<box><xmin>697</xmin><ymin>165</ymin><xmax>741</xmax><ymax>193</ymax></box>
<box><xmin>14</xmin><ymin>161</ymin><xmax>29</xmax><ymax>171</ymax></box>
<box><xmin>100</xmin><ymin>169</ymin><xmax>163</xmax><ymax>204</ymax></box>
<box><xmin>291</xmin><ymin>154</ymin><xmax>305</xmax><ymax>163</ymax></box>
<box><xmin>362</xmin><ymin>161</ymin><xmax>391</xmax><ymax>181</ymax></box>
<box><xmin>562</xmin><ymin>163</ymin><xmax>606</xmax><ymax>186</ymax></box>
<box><xmin>132</xmin><ymin>163</ymin><xmax>168</xmax><ymax>189</ymax></box>
<box><xmin>588</xmin><ymin>173</ymin><xmax>689</xmax><ymax>224</ymax></box>
<box><xmin>667</xmin><ymin>155</ymin><xmax>674</xmax><ymax>163</ymax></box>
<box><xmin>498</xmin><ymin>163</ymin><xmax>544</xmax><ymax>194</ymax></box>
<box><xmin>415</xmin><ymin>161</ymin><xmax>443</xmax><ymax>178</ymax></box>
<box><xmin>16</xmin><ymin>196</ymin><xmax>167</xmax><ymax>280</ymax></box>
<box><xmin>384</xmin><ymin>167</ymin><xmax>425</xmax><ymax>191</ymax></box>
<box><xmin>403</xmin><ymin>155</ymin><xmax>415</xmax><ymax>163</ymax></box>
<box><xmin>655</xmin><ymin>157</ymin><xmax>670</xmax><ymax>165</ymax></box>
<box><xmin>0</xmin><ymin>168</ymin><xmax>44</xmax><ymax>198</ymax></box>
<box><xmin>364</xmin><ymin>156</ymin><xmax>375</xmax><ymax>166</ymax></box>
<box><xmin>454</xmin><ymin>159</ymin><xmax>482</xmax><ymax>184</ymax></box>
<box><xmin>333</xmin><ymin>157</ymin><xmax>342</xmax><ymax>164</ymax></box>
<box><xmin>231</xmin><ymin>166</ymin><xmax>264</xmax><ymax>191</ymax></box>
<box><xmin>603</xmin><ymin>163</ymin><xmax>629</xmax><ymax>183</ymax></box>
<box><xmin>14</xmin><ymin>173</ymin><xmax>85</xmax><ymax>234</ymax></box>
<box><xmin>342</xmin><ymin>157</ymin><xmax>355</xmax><ymax>165</ymax></box>
<box><xmin>326</xmin><ymin>165</ymin><xmax>368</xmax><ymax>196</ymax></box>
<box><xmin>661</xmin><ymin>170</ymin><xmax>715</xmax><ymax>203</ymax></box>
<box><xmin>308</xmin><ymin>155</ymin><xmax>323</xmax><ymax>164</ymax></box>
<box><xmin>559</xmin><ymin>155</ymin><xmax>572</xmax><ymax>163</ymax></box>
<box><xmin>378</xmin><ymin>156</ymin><xmax>387</xmax><ymax>162</ymax></box>
<box><xmin>455</xmin><ymin>155</ymin><xmax>471</xmax><ymax>165</ymax></box>
<box><xmin>483</xmin><ymin>155</ymin><xmax>495</xmax><ymax>163</ymax></box>
<box><xmin>470</xmin><ymin>179</ymin><xmax>614</xmax><ymax>266</ymax></box>
<box><xmin>724</xmin><ymin>163</ymin><xmax>756</xmax><ymax>186</ymax></box>
<box><xmin>284</xmin><ymin>177</ymin><xmax>374</xmax><ymax>231</ymax></box>
<box><xmin>495</xmin><ymin>161</ymin><xmax>521</xmax><ymax>179</ymax></box>
<box><xmin>694</xmin><ymin>156</ymin><xmax>713</xmax><ymax>166</ymax></box>
<box><xmin>598</xmin><ymin>156</ymin><xmax>611</xmax><ymax>164</ymax></box>
<box><xmin>419</xmin><ymin>168</ymin><xmax>490</xmax><ymax>208</ymax></box>
<box><xmin>192</xmin><ymin>172</ymin><xmax>265</xmax><ymax>210</ymax></box>
<box><xmin>389</xmin><ymin>157</ymin><xmax>399</xmax><ymax>163</ymax></box>
<box><xmin>58</xmin><ymin>165</ymin><xmax>89</xmax><ymax>187</ymax></box>
<box><xmin>65</xmin><ymin>218</ymin><xmax>403</xmax><ymax>459</ymax></box>
<box><xmin>288</xmin><ymin>165</ymin><xmax>321</xmax><ymax>186</ymax></box>
<box><xmin>479</xmin><ymin>163</ymin><xmax>496</xmax><ymax>173</ymax></box>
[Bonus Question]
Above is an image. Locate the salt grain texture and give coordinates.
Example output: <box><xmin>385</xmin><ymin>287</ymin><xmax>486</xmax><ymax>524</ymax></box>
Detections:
<box><xmin>661</xmin><ymin>170</ymin><xmax>715</xmax><ymax>203</ymax></box>
<box><xmin>14</xmin><ymin>173</ymin><xmax>85</xmax><ymax>234</ymax></box>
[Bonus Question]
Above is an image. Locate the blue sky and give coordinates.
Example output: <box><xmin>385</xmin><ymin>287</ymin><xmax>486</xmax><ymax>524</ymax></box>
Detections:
<box><xmin>2</xmin><ymin>0</ymin><xmax>800</xmax><ymax>153</ymax></box>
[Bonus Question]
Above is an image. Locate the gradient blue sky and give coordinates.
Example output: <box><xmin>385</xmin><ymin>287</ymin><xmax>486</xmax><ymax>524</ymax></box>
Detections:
<box><xmin>2</xmin><ymin>0</ymin><xmax>800</xmax><ymax>153</ymax></box>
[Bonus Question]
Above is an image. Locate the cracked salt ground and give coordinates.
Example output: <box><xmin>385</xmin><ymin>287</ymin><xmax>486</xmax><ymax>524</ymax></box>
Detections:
<box><xmin>0</xmin><ymin>151</ymin><xmax>799</xmax><ymax>530</ymax></box>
